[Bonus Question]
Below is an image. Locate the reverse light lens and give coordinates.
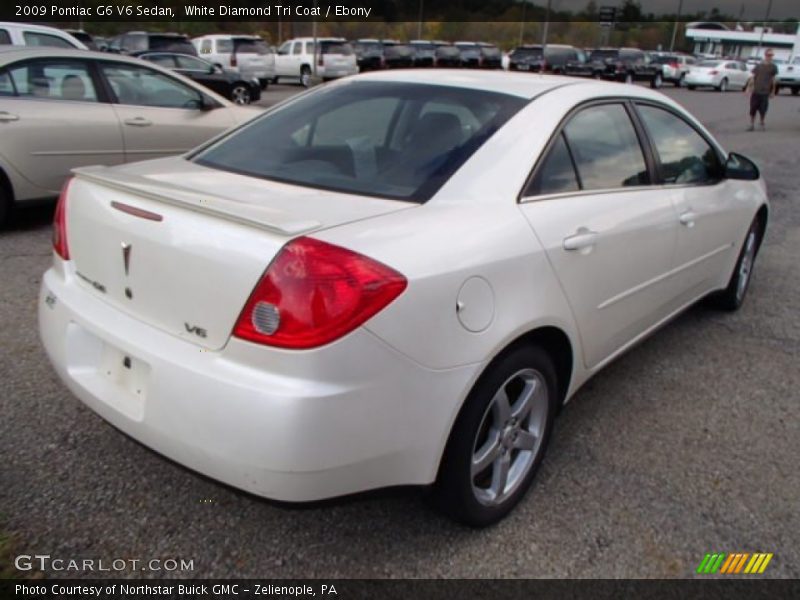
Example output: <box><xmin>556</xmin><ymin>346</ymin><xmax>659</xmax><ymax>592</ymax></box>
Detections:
<box><xmin>233</xmin><ymin>237</ymin><xmax>407</xmax><ymax>349</ymax></box>
<box><xmin>52</xmin><ymin>177</ymin><xmax>73</xmax><ymax>260</ymax></box>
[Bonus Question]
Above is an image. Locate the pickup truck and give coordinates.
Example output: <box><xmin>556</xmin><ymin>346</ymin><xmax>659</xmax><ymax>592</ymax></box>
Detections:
<box><xmin>776</xmin><ymin>56</ymin><xmax>800</xmax><ymax>95</ymax></box>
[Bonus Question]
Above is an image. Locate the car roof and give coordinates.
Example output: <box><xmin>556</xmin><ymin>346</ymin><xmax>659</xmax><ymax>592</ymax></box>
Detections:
<box><xmin>0</xmin><ymin>46</ymin><xmax>146</xmax><ymax>63</ymax></box>
<box><xmin>349</xmin><ymin>69</ymin><xmax>672</xmax><ymax>101</ymax></box>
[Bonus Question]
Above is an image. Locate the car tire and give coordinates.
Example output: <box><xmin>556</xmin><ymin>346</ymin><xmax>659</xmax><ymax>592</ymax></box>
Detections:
<box><xmin>300</xmin><ymin>65</ymin><xmax>312</xmax><ymax>88</ymax></box>
<box><xmin>792</xmin><ymin>88</ymin><xmax>799</xmax><ymax>96</ymax></box>
<box><xmin>651</xmin><ymin>72</ymin><xmax>663</xmax><ymax>88</ymax></box>
<box><xmin>688</xmin><ymin>84</ymin><xmax>696</xmax><ymax>90</ymax></box>
<box><xmin>272</xmin><ymin>76</ymin><xmax>280</xmax><ymax>84</ymax></box>
<box><xmin>625</xmin><ymin>72</ymin><xmax>634</xmax><ymax>84</ymax></box>
<box><xmin>677</xmin><ymin>73</ymin><xmax>686</xmax><ymax>87</ymax></box>
<box><xmin>593</xmin><ymin>71</ymin><xmax>603</xmax><ymax>79</ymax></box>
<box><xmin>717</xmin><ymin>78</ymin><xmax>728</xmax><ymax>92</ymax></box>
<box><xmin>0</xmin><ymin>181</ymin><xmax>10</xmax><ymax>229</ymax></box>
<box><xmin>708</xmin><ymin>218</ymin><xmax>762</xmax><ymax>311</ymax></box>
<box><xmin>431</xmin><ymin>344</ymin><xmax>558</xmax><ymax>527</ymax></box>
<box><xmin>230</xmin><ymin>84</ymin><xmax>252</xmax><ymax>105</ymax></box>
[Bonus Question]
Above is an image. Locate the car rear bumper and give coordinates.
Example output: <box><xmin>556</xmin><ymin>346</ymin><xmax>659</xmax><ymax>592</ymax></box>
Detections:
<box><xmin>685</xmin><ymin>74</ymin><xmax>719</xmax><ymax>86</ymax></box>
<box><xmin>39</xmin><ymin>262</ymin><xmax>479</xmax><ymax>501</ymax></box>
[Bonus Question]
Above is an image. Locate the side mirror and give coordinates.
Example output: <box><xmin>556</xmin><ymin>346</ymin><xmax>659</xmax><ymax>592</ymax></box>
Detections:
<box><xmin>724</xmin><ymin>152</ymin><xmax>760</xmax><ymax>180</ymax></box>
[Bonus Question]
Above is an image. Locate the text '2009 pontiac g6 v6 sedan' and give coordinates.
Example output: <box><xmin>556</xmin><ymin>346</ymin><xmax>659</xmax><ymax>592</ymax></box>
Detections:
<box><xmin>39</xmin><ymin>70</ymin><xmax>767</xmax><ymax>526</ymax></box>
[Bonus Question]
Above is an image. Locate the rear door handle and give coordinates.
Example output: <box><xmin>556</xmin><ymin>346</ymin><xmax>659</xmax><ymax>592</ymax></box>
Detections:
<box><xmin>679</xmin><ymin>210</ymin><xmax>697</xmax><ymax>227</ymax></box>
<box><xmin>0</xmin><ymin>111</ymin><xmax>19</xmax><ymax>122</ymax></box>
<box><xmin>563</xmin><ymin>229</ymin><xmax>598</xmax><ymax>251</ymax></box>
<box><xmin>123</xmin><ymin>117</ymin><xmax>152</xmax><ymax>127</ymax></box>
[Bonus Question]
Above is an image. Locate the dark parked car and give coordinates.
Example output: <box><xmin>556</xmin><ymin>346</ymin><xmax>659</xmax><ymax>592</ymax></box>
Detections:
<box><xmin>510</xmin><ymin>44</ymin><xmax>580</xmax><ymax>73</ymax></box>
<box><xmin>409</xmin><ymin>40</ymin><xmax>437</xmax><ymax>67</ymax></box>
<box><xmin>477</xmin><ymin>43</ymin><xmax>503</xmax><ymax>69</ymax></box>
<box><xmin>64</xmin><ymin>29</ymin><xmax>98</xmax><ymax>50</ymax></box>
<box><xmin>107</xmin><ymin>32</ymin><xmax>198</xmax><ymax>56</ymax></box>
<box><xmin>136</xmin><ymin>52</ymin><xmax>261</xmax><ymax>104</ymax></box>
<box><xmin>382</xmin><ymin>42</ymin><xmax>415</xmax><ymax>69</ymax></box>
<box><xmin>352</xmin><ymin>39</ymin><xmax>384</xmax><ymax>71</ymax></box>
<box><xmin>571</xmin><ymin>47</ymin><xmax>662</xmax><ymax>87</ymax></box>
<box><xmin>433</xmin><ymin>43</ymin><xmax>462</xmax><ymax>68</ymax></box>
<box><xmin>454</xmin><ymin>42</ymin><xmax>483</xmax><ymax>68</ymax></box>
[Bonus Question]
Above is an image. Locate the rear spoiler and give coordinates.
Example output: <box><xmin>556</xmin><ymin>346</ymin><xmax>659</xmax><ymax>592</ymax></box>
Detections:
<box><xmin>72</xmin><ymin>166</ymin><xmax>321</xmax><ymax>236</ymax></box>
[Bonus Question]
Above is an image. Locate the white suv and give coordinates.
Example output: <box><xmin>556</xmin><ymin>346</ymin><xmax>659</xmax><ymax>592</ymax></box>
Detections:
<box><xmin>776</xmin><ymin>56</ymin><xmax>800</xmax><ymax>95</ymax></box>
<box><xmin>193</xmin><ymin>34</ymin><xmax>276</xmax><ymax>89</ymax></box>
<box><xmin>0</xmin><ymin>22</ymin><xmax>87</xmax><ymax>49</ymax></box>
<box><xmin>274</xmin><ymin>37</ymin><xmax>358</xmax><ymax>87</ymax></box>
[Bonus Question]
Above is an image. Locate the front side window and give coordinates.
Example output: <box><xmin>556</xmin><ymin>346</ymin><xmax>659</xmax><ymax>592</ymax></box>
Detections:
<box><xmin>23</xmin><ymin>31</ymin><xmax>75</xmax><ymax>48</ymax></box>
<box><xmin>100</xmin><ymin>62</ymin><xmax>202</xmax><ymax>108</ymax></box>
<box><xmin>175</xmin><ymin>55</ymin><xmax>211</xmax><ymax>71</ymax></box>
<box><xmin>563</xmin><ymin>104</ymin><xmax>649</xmax><ymax>190</ymax></box>
<box><xmin>194</xmin><ymin>82</ymin><xmax>526</xmax><ymax>202</ymax></box>
<box><xmin>636</xmin><ymin>104</ymin><xmax>721</xmax><ymax>184</ymax></box>
<box><xmin>8</xmin><ymin>60</ymin><xmax>98</xmax><ymax>102</ymax></box>
<box><xmin>0</xmin><ymin>70</ymin><xmax>14</xmax><ymax>95</ymax></box>
<box><xmin>142</xmin><ymin>54</ymin><xmax>177</xmax><ymax>68</ymax></box>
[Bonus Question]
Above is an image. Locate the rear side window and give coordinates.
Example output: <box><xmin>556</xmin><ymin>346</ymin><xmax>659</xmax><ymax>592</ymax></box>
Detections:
<box><xmin>199</xmin><ymin>39</ymin><xmax>212</xmax><ymax>54</ymax></box>
<box><xmin>563</xmin><ymin>104</ymin><xmax>649</xmax><ymax>190</ymax></box>
<box><xmin>8</xmin><ymin>60</ymin><xmax>98</xmax><ymax>102</ymax></box>
<box><xmin>143</xmin><ymin>54</ymin><xmax>176</xmax><ymax>68</ymax></box>
<box><xmin>0</xmin><ymin>29</ymin><xmax>11</xmax><ymax>45</ymax></box>
<box><xmin>23</xmin><ymin>32</ymin><xmax>75</xmax><ymax>48</ymax></box>
<box><xmin>526</xmin><ymin>133</ymin><xmax>579</xmax><ymax>196</ymax></box>
<box><xmin>217</xmin><ymin>39</ymin><xmax>233</xmax><ymax>53</ymax></box>
<box><xmin>636</xmin><ymin>104</ymin><xmax>721</xmax><ymax>184</ymax></box>
<box><xmin>0</xmin><ymin>70</ymin><xmax>14</xmax><ymax>95</ymax></box>
<box><xmin>195</xmin><ymin>81</ymin><xmax>526</xmax><ymax>202</ymax></box>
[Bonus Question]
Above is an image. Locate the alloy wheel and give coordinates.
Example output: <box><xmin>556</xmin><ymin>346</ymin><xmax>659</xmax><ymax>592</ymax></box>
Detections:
<box><xmin>231</xmin><ymin>85</ymin><xmax>251</xmax><ymax>105</ymax></box>
<box><xmin>736</xmin><ymin>229</ymin><xmax>757</xmax><ymax>303</ymax></box>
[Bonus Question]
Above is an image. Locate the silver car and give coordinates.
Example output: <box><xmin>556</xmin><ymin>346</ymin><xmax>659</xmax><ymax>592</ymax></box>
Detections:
<box><xmin>0</xmin><ymin>47</ymin><xmax>257</xmax><ymax>225</ymax></box>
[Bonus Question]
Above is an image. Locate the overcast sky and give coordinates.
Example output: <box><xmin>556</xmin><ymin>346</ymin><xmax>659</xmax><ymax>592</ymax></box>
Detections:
<box><xmin>553</xmin><ymin>0</ymin><xmax>799</xmax><ymax>20</ymax></box>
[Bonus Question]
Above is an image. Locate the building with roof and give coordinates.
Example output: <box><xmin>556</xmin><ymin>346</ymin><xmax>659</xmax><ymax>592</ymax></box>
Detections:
<box><xmin>685</xmin><ymin>21</ymin><xmax>800</xmax><ymax>60</ymax></box>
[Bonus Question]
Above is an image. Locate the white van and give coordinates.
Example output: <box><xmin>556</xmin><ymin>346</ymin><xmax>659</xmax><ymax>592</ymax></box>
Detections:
<box><xmin>0</xmin><ymin>22</ymin><xmax>87</xmax><ymax>49</ymax></box>
<box><xmin>275</xmin><ymin>37</ymin><xmax>358</xmax><ymax>87</ymax></box>
<box><xmin>193</xmin><ymin>34</ymin><xmax>275</xmax><ymax>89</ymax></box>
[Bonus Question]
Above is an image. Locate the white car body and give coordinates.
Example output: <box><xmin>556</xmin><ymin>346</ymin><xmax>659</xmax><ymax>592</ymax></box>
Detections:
<box><xmin>657</xmin><ymin>54</ymin><xmax>696</xmax><ymax>85</ymax></box>
<box><xmin>0</xmin><ymin>47</ymin><xmax>257</xmax><ymax>211</ymax></box>
<box><xmin>39</xmin><ymin>72</ymin><xmax>767</xmax><ymax>519</ymax></box>
<box><xmin>274</xmin><ymin>37</ymin><xmax>358</xmax><ymax>85</ymax></box>
<box><xmin>192</xmin><ymin>34</ymin><xmax>276</xmax><ymax>86</ymax></box>
<box><xmin>685</xmin><ymin>60</ymin><xmax>750</xmax><ymax>91</ymax></box>
<box><xmin>0</xmin><ymin>22</ymin><xmax>87</xmax><ymax>50</ymax></box>
<box><xmin>776</xmin><ymin>56</ymin><xmax>800</xmax><ymax>94</ymax></box>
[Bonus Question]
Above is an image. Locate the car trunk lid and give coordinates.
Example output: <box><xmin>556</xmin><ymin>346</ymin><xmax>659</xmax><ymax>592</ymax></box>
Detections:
<box><xmin>66</xmin><ymin>158</ymin><xmax>413</xmax><ymax>350</ymax></box>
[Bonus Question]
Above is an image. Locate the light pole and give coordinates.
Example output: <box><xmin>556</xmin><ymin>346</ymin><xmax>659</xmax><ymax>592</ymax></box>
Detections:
<box><xmin>669</xmin><ymin>0</ymin><xmax>684</xmax><ymax>52</ymax></box>
<box><xmin>417</xmin><ymin>0</ymin><xmax>424</xmax><ymax>40</ymax></box>
<box><xmin>757</xmin><ymin>0</ymin><xmax>773</xmax><ymax>57</ymax></box>
<box><xmin>519</xmin><ymin>0</ymin><xmax>527</xmax><ymax>47</ymax></box>
<box><xmin>541</xmin><ymin>0</ymin><xmax>553</xmax><ymax>50</ymax></box>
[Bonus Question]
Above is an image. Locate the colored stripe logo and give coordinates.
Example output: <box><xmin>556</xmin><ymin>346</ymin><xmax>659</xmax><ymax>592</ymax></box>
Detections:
<box><xmin>696</xmin><ymin>552</ymin><xmax>773</xmax><ymax>574</ymax></box>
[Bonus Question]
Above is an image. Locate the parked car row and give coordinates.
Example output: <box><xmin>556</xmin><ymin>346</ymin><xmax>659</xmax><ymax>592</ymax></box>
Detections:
<box><xmin>352</xmin><ymin>39</ymin><xmax>503</xmax><ymax>73</ymax></box>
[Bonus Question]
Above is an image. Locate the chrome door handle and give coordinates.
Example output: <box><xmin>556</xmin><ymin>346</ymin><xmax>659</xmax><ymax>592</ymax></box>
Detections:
<box><xmin>679</xmin><ymin>210</ymin><xmax>697</xmax><ymax>227</ymax></box>
<box><xmin>0</xmin><ymin>112</ymin><xmax>20</xmax><ymax>122</ymax></box>
<box><xmin>563</xmin><ymin>230</ymin><xmax>598</xmax><ymax>251</ymax></box>
<box><xmin>124</xmin><ymin>117</ymin><xmax>152</xmax><ymax>127</ymax></box>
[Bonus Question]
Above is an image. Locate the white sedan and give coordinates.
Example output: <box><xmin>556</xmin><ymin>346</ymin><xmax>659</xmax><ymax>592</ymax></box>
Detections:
<box><xmin>685</xmin><ymin>59</ymin><xmax>751</xmax><ymax>91</ymax></box>
<box><xmin>39</xmin><ymin>71</ymin><xmax>768</xmax><ymax>526</ymax></box>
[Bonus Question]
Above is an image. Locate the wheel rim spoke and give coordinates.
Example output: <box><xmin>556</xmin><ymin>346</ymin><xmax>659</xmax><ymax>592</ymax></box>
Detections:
<box><xmin>513</xmin><ymin>429</ymin><xmax>537</xmax><ymax>451</ymax></box>
<box><xmin>492</xmin><ymin>387</ymin><xmax>511</xmax><ymax>424</ymax></box>
<box><xmin>511</xmin><ymin>379</ymin><xmax>537</xmax><ymax>422</ymax></box>
<box><xmin>490</xmin><ymin>453</ymin><xmax>511</xmax><ymax>499</ymax></box>
<box><xmin>472</xmin><ymin>432</ymin><xmax>501</xmax><ymax>477</ymax></box>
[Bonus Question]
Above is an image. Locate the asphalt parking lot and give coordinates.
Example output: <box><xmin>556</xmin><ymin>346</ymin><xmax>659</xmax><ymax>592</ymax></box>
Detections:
<box><xmin>1</xmin><ymin>82</ymin><xmax>799</xmax><ymax>579</ymax></box>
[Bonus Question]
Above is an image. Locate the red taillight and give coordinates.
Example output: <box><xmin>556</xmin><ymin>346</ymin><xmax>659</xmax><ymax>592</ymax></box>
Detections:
<box><xmin>318</xmin><ymin>54</ymin><xmax>324</xmax><ymax>66</ymax></box>
<box><xmin>669</xmin><ymin>62</ymin><xmax>679</xmax><ymax>68</ymax></box>
<box><xmin>52</xmin><ymin>177</ymin><xmax>72</xmax><ymax>260</ymax></box>
<box><xmin>233</xmin><ymin>237</ymin><xmax>407</xmax><ymax>349</ymax></box>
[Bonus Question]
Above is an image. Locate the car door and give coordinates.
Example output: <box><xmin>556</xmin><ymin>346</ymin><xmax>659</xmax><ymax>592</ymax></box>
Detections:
<box><xmin>634</xmin><ymin>102</ymin><xmax>745</xmax><ymax>302</ymax></box>
<box><xmin>97</xmin><ymin>60</ymin><xmax>238</xmax><ymax>162</ymax></box>
<box><xmin>518</xmin><ymin>102</ymin><xmax>678</xmax><ymax>369</ymax></box>
<box><xmin>0</xmin><ymin>57</ymin><xmax>123</xmax><ymax>195</ymax></box>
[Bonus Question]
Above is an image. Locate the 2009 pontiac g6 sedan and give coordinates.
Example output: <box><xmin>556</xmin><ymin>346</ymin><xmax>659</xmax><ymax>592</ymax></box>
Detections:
<box><xmin>39</xmin><ymin>71</ymin><xmax>768</xmax><ymax>526</ymax></box>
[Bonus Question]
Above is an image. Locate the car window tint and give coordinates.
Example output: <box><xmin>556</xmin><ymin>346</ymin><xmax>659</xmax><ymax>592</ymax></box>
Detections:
<box><xmin>563</xmin><ymin>104</ymin><xmax>649</xmax><ymax>189</ymax></box>
<box><xmin>176</xmin><ymin>55</ymin><xmax>210</xmax><ymax>70</ymax></box>
<box><xmin>0</xmin><ymin>70</ymin><xmax>13</xmax><ymax>95</ymax></box>
<box><xmin>23</xmin><ymin>32</ymin><xmax>75</xmax><ymax>48</ymax></box>
<box><xmin>195</xmin><ymin>82</ymin><xmax>526</xmax><ymax>202</ymax></box>
<box><xmin>292</xmin><ymin>42</ymin><xmax>301</xmax><ymax>55</ymax></box>
<box><xmin>122</xmin><ymin>34</ymin><xmax>147</xmax><ymax>52</ymax></box>
<box><xmin>200</xmin><ymin>39</ymin><xmax>212</xmax><ymax>54</ymax></box>
<box><xmin>144</xmin><ymin>55</ymin><xmax>176</xmax><ymax>68</ymax></box>
<box><xmin>217</xmin><ymin>39</ymin><xmax>233</xmax><ymax>53</ymax></box>
<box><xmin>636</xmin><ymin>105</ymin><xmax>721</xmax><ymax>184</ymax></box>
<box><xmin>526</xmin><ymin>132</ymin><xmax>579</xmax><ymax>196</ymax></box>
<box><xmin>8</xmin><ymin>60</ymin><xmax>98</xmax><ymax>102</ymax></box>
<box><xmin>0</xmin><ymin>29</ymin><xmax>11</xmax><ymax>45</ymax></box>
<box><xmin>100</xmin><ymin>63</ymin><xmax>201</xmax><ymax>108</ymax></box>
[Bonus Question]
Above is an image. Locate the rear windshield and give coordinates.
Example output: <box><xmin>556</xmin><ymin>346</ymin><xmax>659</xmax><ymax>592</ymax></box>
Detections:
<box><xmin>354</xmin><ymin>42</ymin><xmax>383</xmax><ymax>55</ymax></box>
<box><xmin>697</xmin><ymin>60</ymin><xmax>722</xmax><ymax>67</ymax></box>
<box><xmin>150</xmin><ymin>36</ymin><xmax>196</xmax><ymax>55</ymax></box>
<box><xmin>456</xmin><ymin>44</ymin><xmax>481</xmax><ymax>56</ymax></box>
<box><xmin>411</xmin><ymin>42</ymin><xmax>436</xmax><ymax>51</ymax></box>
<box><xmin>590</xmin><ymin>49</ymin><xmax>618</xmax><ymax>60</ymax></box>
<box><xmin>385</xmin><ymin>45</ymin><xmax>413</xmax><ymax>58</ymax></box>
<box><xmin>481</xmin><ymin>46</ymin><xmax>501</xmax><ymax>58</ymax></box>
<box><xmin>512</xmin><ymin>47</ymin><xmax>543</xmax><ymax>58</ymax></box>
<box><xmin>233</xmin><ymin>38</ymin><xmax>269</xmax><ymax>54</ymax></box>
<box><xmin>436</xmin><ymin>46</ymin><xmax>460</xmax><ymax>57</ymax></box>
<box><xmin>194</xmin><ymin>82</ymin><xmax>526</xmax><ymax>203</ymax></box>
<box><xmin>318</xmin><ymin>41</ymin><xmax>353</xmax><ymax>55</ymax></box>
<box><xmin>650</xmin><ymin>55</ymin><xmax>679</xmax><ymax>64</ymax></box>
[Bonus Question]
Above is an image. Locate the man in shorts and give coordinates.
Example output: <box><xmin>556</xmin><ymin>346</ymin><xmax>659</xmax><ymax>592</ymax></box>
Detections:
<box><xmin>745</xmin><ymin>49</ymin><xmax>778</xmax><ymax>131</ymax></box>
